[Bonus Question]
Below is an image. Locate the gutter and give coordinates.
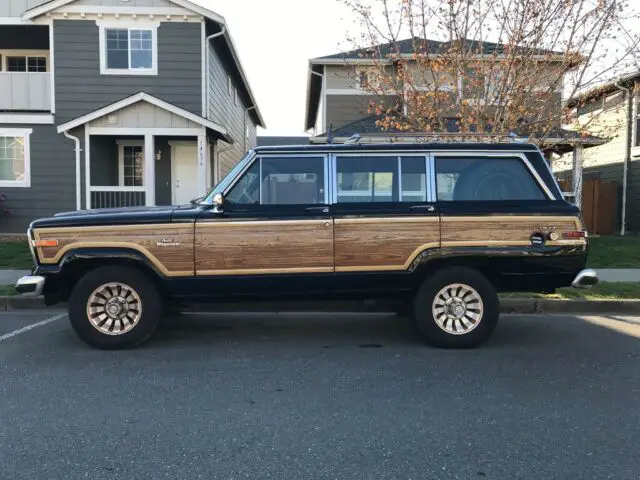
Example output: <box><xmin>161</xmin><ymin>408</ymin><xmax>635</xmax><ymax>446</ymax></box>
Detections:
<box><xmin>615</xmin><ymin>79</ymin><xmax>633</xmax><ymax>236</ymax></box>
<box><xmin>63</xmin><ymin>131</ymin><xmax>82</xmax><ymax>211</ymax></box>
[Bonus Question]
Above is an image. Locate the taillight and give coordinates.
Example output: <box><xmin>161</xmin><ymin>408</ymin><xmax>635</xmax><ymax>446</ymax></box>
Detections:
<box><xmin>562</xmin><ymin>231</ymin><xmax>586</xmax><ymax>239</ymax></box>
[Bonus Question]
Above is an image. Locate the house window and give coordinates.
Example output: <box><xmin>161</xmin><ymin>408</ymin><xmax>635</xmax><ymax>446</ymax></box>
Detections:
<box><xmin>6</xmin><ymin>56</ymin><xmax>47</xmax><ymax>72</ymax></box>
<box><xmin>99</xmin><ymin>23</ymin><xmax>158</xmax><ymax>75</ymax></box>
<box><xmin>118</xmin><ymin>142</ymin><xmax>144</xmax><ymax>187</ymax></box>
<box><xmin>0</xmin><ymin>129</ymin><xmax>32</xmax><ymax>188</ymax></box>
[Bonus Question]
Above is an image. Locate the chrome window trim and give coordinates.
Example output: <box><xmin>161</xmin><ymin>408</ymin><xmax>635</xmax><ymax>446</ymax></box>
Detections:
<box><xmin>431</xmin><ymin>151</ymin><xmax>555</xmax><ymax>201</ymax></box>
<box><xmin>427</xmin><ymin>154</ymin><xmax>436</xmax><ymax>203</ymax></box>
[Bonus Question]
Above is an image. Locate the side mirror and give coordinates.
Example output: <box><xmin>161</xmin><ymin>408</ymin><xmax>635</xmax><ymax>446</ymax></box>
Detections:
<box><xmin>212</xmin><ymin>193</ymin><xmax>224</xmax><ymax>213</ymax></box>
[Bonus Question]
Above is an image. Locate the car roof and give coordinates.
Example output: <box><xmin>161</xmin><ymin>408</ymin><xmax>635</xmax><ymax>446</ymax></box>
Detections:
<box><xmin>252</xmin><ymin>142</ymin><xmax>540</xmax><ymax>154</ymax></box>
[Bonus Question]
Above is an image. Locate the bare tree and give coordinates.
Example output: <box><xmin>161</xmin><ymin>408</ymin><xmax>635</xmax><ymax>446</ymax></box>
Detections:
<box><xmin>338</xmin><ymin>0</ymin><xmax>640</xmax><ymax>142</ymax></box>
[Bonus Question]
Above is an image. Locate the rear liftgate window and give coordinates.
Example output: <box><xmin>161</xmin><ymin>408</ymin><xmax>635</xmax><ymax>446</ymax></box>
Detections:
<box><xmin>435</xmin><ymin>157</ymin><xmax>546</xmax><ymax>201</ymax></box>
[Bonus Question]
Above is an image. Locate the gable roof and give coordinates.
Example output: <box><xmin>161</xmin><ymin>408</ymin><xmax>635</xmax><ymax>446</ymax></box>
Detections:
<box><xmin>57</xmin><ymin>92</ymin><xmax>232</xmax><ymax>142</ymax></box>
<box><xmin>566</xmin><ymin>69</ymin><xmax>640</xmax><ymax>109</ymax></box>
<box><xmin>23</xmin><ymin>0</ymin><xmax>265</xmax><ymax>128</ymax></box>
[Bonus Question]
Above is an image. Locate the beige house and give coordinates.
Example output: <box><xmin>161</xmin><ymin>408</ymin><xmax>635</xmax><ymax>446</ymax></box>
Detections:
<box><xmin>555</xmin><ymin>72</ymin><xmax>640</xmax><ymax>234</ymax></box>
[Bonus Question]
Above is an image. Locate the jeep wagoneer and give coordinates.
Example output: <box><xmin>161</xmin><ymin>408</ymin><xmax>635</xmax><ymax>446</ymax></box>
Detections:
<box><xmin>17</xmin><ymin>142</ymin><xmax>597</xmax><ymax>349</ymax></box>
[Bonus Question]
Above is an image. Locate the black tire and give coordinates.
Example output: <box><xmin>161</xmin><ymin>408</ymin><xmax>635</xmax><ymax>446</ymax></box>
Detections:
<box><xmin>413</xmin><ymin>267</ymin><xmax>499</xmax><ymax>349</ymax></box>
<box><xmin>68</xmin><ymin>266</ymin><xmax>163</xmax><ymax>350</ymax></box>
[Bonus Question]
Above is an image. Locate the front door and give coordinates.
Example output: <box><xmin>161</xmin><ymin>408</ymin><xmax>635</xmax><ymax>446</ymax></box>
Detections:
<box><xmin>195</xmin><ymin>154</ymin><xmax>333</xmax><ymax>292</ymax></box>
<box><xmin>172</xmin><ymin>143</ymin><xmax>199</xmax><ymax>205</ymax></box>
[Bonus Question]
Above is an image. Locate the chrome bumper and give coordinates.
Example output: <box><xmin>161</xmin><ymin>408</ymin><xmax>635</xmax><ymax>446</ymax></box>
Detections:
<box><xmin>15</xmin><ymin>275</ymin><xmax>45</xmax><ymax>296</ymax></box>
<box><xmin>571</xmin><ymin>269</ymin><xmax>599</xmax><ymax>289</ymax></box>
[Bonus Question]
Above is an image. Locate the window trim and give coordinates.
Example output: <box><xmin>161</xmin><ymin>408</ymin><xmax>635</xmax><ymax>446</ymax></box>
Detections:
<box><xmin>98</xmin><ymin>21</ymin><xmax>159</xmax><ymax>76</ymax></box>
<box><xmin>0</xmin><ymin>50</ymin><xmax>49</xmax><ymax>72</ymax></box>
<box><xmin>116</xmin><ymin>139</ymin><xmax>145</xmax><ymax>187</ymax></box>
<box><xmin>0</xmin><ymin>128</ymin><xmax>32</xmax><ymax>188</ymax></box>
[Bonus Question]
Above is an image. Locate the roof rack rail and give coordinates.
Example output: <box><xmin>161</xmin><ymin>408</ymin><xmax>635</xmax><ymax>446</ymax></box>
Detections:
<box><xmin>323</xmin><ymin>131</ymin><xmax>531</xmax><ymax>145</ymax></box>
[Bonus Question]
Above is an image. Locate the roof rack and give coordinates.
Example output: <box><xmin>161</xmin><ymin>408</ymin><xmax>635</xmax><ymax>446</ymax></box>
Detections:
<box><xmin>329</xmin><ymin>132</ymin><xmax>531</xmax><ymax>145</ymax></box>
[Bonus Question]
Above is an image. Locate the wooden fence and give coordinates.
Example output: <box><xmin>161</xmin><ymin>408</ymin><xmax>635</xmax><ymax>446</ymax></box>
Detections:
<box><xmin>557</xmin><ymin>178</ymin><xmax>618</xmax><ymax>235</ymax></box>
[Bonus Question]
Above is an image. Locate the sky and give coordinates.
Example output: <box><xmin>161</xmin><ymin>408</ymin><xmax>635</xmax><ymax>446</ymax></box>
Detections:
<box><xmin>194</xmin><ymin>0</ymin><xmax>356</xmax><ymax>137</ymax></box>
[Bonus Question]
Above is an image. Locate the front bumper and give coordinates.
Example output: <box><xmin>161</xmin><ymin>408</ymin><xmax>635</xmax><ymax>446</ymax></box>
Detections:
<box><xmin>571</xmin><ymin>269</ymin><xmax>599</xmax><ymax>289</ymax></box>
<box><xmin>15</xmin><ymin>275</ymin><xmax>45</xmax><ymax>296</ymax></box>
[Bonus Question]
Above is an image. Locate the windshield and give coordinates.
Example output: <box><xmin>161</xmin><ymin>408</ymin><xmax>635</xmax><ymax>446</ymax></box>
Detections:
<box><xmin>201</xmin><ymin>150</ymin><xmax>256</xmax><ymax>205</ymax></box>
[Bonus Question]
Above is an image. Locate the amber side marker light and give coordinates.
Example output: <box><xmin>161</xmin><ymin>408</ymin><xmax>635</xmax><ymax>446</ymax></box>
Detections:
<box><xmin>562</xmin><ymin>231</ymin><xmax>586</xmax><ymax>239</ymax></box>
<box><xmin>32</xmin><ymin>240</ymin><xmax>59</xmax><ymax>248</ymax></box>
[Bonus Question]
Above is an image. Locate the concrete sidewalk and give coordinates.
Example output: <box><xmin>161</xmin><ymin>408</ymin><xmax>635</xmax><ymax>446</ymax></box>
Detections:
<box><xmin>0</xmin><ymin>270</ymin><xmax>30</xmax><ymax>285</ymax></box>
<box><xmin>594</xmin><ymin>269</ymin><xmax>640</xmax><ymax>282</ymax></box>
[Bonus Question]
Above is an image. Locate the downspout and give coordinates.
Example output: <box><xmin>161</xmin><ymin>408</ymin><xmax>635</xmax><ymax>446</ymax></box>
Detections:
<box><xmin>205</xmin><ymin>24</ymin><xmax>227</xmax><ymax>121</ymax></box>
<box><xmin>615</xmin><ymin>80</ymin><xmax>632</xmax><ymax>236</ymax></box>
<box><xmin>63</xmin><ymin>131</ymin><xmax>82</xmax><ymax>211</ymax></box>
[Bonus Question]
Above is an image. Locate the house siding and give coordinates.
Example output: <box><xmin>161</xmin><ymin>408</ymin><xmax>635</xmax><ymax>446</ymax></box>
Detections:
<box><xmin>74</xmin><ymin>0</ymin><xmax>174</xmax><ymax>7</ymax></box>
<box><xmin>207</xmin><ymin>40</ymin><xmax>257</xmax><ymax>178</ymax></box>
<box><xmin>0</xmin><ymin>124</ymin><xmax>77</xmax><ymax>233</ymax></box>
<box><xmin>326</xmin><ymin>94</ymin><xmax>394</xmax><ymax>130</ymax></box>
<box><xmin>0</xmin><ymin>0</ymin><xmax>49</xmax><ymax>17</ymax></box>
<box><xmin>54</xmin><ymin>19</ymin><xmax>202</xmax><ymax>124</ymax></box>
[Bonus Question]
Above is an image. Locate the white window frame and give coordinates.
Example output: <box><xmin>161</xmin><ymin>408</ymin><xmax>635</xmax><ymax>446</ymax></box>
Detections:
<box><xmin>98</xmin><ymin>21</ymin><xmax>159</xmax><ymax>76</ymax></box>
<box><xmin>0</xmin><ymin>128</ymin><xmax>32</xmax><ymax>188</ymax></box>
<box><xmin>116</xmin><ymin>140</ymin><xmax>145</xmax><ymax>187</ymax></box>
<box><xmin>0</xmin><ymin>50</ymin><xmax>50</xmax><ymax>72</ymax></box>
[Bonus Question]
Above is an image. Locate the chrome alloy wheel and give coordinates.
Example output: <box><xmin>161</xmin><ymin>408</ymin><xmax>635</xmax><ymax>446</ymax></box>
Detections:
<box><xmin>86</xmin><ymin>282</ymin><xmax>142</xmax><ymax>336</ymax></box>
<box><xmin>432</xmin><ymin>283</ymin><xmax>484</xmax><ymax>335</ymax></box>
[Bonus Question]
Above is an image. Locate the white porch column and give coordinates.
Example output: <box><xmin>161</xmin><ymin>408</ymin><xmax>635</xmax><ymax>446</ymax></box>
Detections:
<box><xmin>572</xmin><ymin>143</ymin><xmax>583</xmax><ymax>209</ymax></box>
<box><xmin>84</xmin><ymin>128</ymin><xmax>91</xmax><ymax>209</ymax></box>
<box><xmin>197</xmin><ymin>133</ymin><xmax>208</xmax><ymax>197</ymax></box>
<box><xmin>144</xmin><ymin>134</ymin><xmax>155</xmax><ymax>206</ymax></box>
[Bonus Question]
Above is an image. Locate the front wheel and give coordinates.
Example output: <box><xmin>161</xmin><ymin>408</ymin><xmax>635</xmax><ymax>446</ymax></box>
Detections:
<box><xmin>413</xmin><ymin>267</ymin><xmax>499</xmax><ymax>349</ymax></box>
<box><xmin>68</xmin><ymin>266</ymin><xmax>163</xmax><ymax>350</ymax></box>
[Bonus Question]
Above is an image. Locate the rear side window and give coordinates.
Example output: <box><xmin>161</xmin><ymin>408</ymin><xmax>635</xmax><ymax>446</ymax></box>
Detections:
<box><xmin>435</xmin><ymin>156</ymin><xmax>546</xmax><ymax>201</ymax></box>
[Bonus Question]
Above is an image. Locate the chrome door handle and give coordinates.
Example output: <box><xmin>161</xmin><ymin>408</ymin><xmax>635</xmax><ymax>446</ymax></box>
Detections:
<box><xmin>409</xmin><ymin>205</ymin><xmax>436</xmax><ymax>212</ymax></box>
<box><xmin>306</xmin><ymin>206</ymin><xmax>330</xmax><ymax>213</ymax></box>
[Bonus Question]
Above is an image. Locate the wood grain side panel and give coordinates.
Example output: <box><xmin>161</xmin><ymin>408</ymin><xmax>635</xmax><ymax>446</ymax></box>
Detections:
<box><xmin>334</xmin><ymin>217</ymin><xmax>440</xmax><ymax>271</ymax></box>
<box><xmin>441</xmin><ymin>216</ymin><xmax>585</xmax><ymax>246</ymax></box>
<box><xmin>33</xmin><ymin>224</ymin><xmax>195</xmax><ymax>276</ymax></box>
<box><xmin>196</xmin><ymin>220</ymin><xmax>334</xmax><ymax>275</ymax></box>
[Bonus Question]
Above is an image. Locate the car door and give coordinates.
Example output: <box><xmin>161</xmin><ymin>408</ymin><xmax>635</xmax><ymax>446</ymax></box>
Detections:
<box><xmin>195</xmin><ymin>153</ymin><xmax>333</xmax><ymax>288</ymax></box>
<box><xmin>332</xmin><ymin>152</ymin><xmax>440</xmax><ymax>275</ymax></box>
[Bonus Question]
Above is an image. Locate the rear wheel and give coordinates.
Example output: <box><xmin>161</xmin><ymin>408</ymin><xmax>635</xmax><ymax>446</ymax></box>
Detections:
<box><xmin>413</xmin><ymin>267</ymin><xmax>499</xmax><ymax>348</ymax></box>
<box><xmin>68</xmin><ymin>266</ymin><xmax>163</xmax><ymax>350</ymax></box>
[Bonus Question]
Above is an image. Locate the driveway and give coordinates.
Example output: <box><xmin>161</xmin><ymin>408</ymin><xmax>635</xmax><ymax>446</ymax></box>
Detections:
<box><xmin>0</xmin><ymin>311</ymin><xmax>639</xmax><ymax>479</ymax></box>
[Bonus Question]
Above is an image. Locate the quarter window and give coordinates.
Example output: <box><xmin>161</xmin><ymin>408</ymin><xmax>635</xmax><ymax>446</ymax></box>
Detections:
<box><xmin>226</xmin><ymin>156</ymin><xmax>326</xmax><ymax>206</ymax></box>
<box><xmin>99</xmin><ymin>24</ymin><xmax>158</xmax><ymax>75</ymax></box>
<box><xmin>435</xmin><ymin>156</ymin><xmax>545</xmax><ymax>201</ymax></box>
<box><xmin>0</xmin><ymin>129</ymin><xmax>31</xmax><ymax>188</ymax></box>
<box><xmin>6</xmin><ymin>56</ymin><xmax>47</xmax><ymax>72</ymax></box>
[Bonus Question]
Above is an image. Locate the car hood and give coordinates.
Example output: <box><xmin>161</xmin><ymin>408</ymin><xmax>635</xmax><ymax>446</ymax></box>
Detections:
<box><xmin>30</xmin><ymin>205</ymin><xmax>199</xmax><ymax>229</ymax></box>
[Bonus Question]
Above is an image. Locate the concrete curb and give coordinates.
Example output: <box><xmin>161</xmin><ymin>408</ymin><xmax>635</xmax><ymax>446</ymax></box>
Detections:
<box><xmin>1</xmin><ymin>296</ymin><xmax>640</xmax><ymax>314</ymax></box>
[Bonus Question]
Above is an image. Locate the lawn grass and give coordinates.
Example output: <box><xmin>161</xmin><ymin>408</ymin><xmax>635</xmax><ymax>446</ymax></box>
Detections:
<box><xmin>0</xmin><ymin>284</ymin><xmax>16</xmax><ymax>296</ymax></box>
<box><xmin>587</xmin><ymin>236</ymin><xmax>640</xmax><ymax>268</ymax></box>
<box><xmin>501</xmin><ymin>282</ymin><xmax>640</xmax><ymax>301</ymax></box>
<box><xmin>0</xmin><ymin>240</ymin><xmax>33</xmax><ymax>269</ymax></box>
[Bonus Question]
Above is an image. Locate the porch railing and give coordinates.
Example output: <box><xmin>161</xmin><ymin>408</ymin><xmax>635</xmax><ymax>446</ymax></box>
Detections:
<box><xmin>0</xmin><ymin>72</ymin><xmax>51</xmax><ymax>111</ymax></box>
<box><xmin>89</xmin><ymin>187</ymin><xmax>146</xmax><ymax>209</ymax></box>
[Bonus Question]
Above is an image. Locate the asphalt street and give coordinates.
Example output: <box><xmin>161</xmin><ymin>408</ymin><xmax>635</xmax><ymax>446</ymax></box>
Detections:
<box><xmin>0</xmin><ymin>310</ymin><xmax>639</xmax><ymax>480</ymax></box>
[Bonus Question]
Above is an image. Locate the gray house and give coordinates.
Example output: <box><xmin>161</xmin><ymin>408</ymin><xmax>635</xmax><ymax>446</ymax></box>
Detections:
<box><xmin>0</xmin><ymin>0</ymin><xmax>265</xmax><ymax>232</ymax></box>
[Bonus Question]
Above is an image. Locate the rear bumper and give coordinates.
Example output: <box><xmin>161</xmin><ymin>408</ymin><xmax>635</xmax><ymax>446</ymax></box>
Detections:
<box><xmin>15</xmin><ymin>275</ymin><xmax>45</xmax><ymax>296</ymax></box>
<box><xmin>571</xmin><ymin>269</ymin><xmax>599</xmax><ymax>289</ymax></box>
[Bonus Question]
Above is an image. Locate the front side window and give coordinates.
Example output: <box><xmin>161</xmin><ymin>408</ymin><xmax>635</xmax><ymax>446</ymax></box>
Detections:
<box><xmin>101</xmin><ymin>25</ymin><xmax>157</xmax><ymax>75</ymax></box>
<box><xmin>226</xmin><ymin>156</ymin><xmax>326</xmax><ymax>206</ymax></box>
<box><xmin>435</xmin><ymin>156</ymin><xmax>546</xmax><ymax>201</ymax></box>
<box><xmin>0</xmin><ymin>130</ymin><xmax>31</xmax><ymax>188</ymax></box>
<box><xmin>118</xmin><ymin>144</ymin><xmax>144</xmax><ymax>187</ymax></box>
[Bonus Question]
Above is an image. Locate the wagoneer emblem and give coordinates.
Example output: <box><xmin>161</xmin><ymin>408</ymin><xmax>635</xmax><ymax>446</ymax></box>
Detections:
<box><xmin>157</xmin><ymin>238</ymin><xmax>181</xmax><ymax>247</ymax></box>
